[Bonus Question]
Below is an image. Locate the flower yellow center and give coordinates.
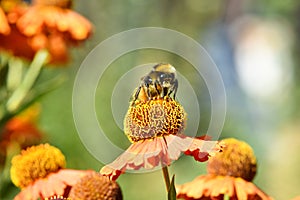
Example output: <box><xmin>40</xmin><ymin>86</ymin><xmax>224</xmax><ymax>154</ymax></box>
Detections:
<box><xmin>69</xmin><ymin>172</ymin><xmax>122</xmax><ymax>200</ymax></box>
<box><xmin>207</xmin><ymin>138</ymin><xmax>257</xmax><ymax>181</ymax></box>
<box><xmin>10</xmin><ymin>143</ymin><xmax>66</xmax><ymax>188</ymax></box>
<box><xmin>124</xmin><ymin>97</ymin><xmax>186</xmax><ymax>143</ymax></box>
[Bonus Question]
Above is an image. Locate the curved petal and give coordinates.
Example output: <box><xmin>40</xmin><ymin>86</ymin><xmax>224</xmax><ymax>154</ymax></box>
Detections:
<box><xmin>100</xmin><ymin>134</ymin><xmax>222</xmax><ymax>180</ymax></box>
<box><xmin>0</xmin><ymin>7</ymin><xmax>10</xmax><ymax>35</ymax></box>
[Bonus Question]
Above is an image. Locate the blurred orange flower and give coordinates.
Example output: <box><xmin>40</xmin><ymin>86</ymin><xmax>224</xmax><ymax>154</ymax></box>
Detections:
<box><xmin>100</xmin><ymin>98</ymin><xmax>222</xmax><ymax>180</ymax></box>
<box><xmin>0</xmin><ymin>0</ymin><xmax>92</xmax><ymax>63</ymax></box>
<box><xmin>10</xmin><ymin>143</ymin><xmax>93</xmax><ymax>200</ymax></box>
<box><xmin>176</xmin><ymin>138</ymin><xmax>273</xmax><ymax>200</ymax></box>
<box><xmin>0</xmin><ymin>105</ymin><xmax>43</xmax><ymax>165</ymax></box>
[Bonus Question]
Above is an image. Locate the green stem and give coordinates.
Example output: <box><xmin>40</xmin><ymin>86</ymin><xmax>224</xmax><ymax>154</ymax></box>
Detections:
<box><xmin>162</xmin><ymin>166</ymin><xmax>171</xmax><ymax>192</ymax></box>
<box><xmin>224</xmin><ymin>194</ymin><xmax>230</xmax><ymax>200</ymax></box>
<box><xmin>7</xmin><ymin>57</ymin><xmax>23</xmax><ymax>92</ymax></box>
<box><xmin>6</xmin><ymin>49</ymin><xmax>49</xmax><ymax>113</ymax></box>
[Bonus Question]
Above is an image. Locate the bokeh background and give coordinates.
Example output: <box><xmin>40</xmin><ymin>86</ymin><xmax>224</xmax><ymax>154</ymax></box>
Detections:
<box><xmin>2</xmin><ymin>0</ymin><xmax>300</xmax><ymax>199</ymax></box>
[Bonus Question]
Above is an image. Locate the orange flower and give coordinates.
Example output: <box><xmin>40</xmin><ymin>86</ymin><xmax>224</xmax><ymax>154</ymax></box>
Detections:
<box><xmin>0</xmin><ymin>105</ymin><xmax>43</xmax><ymax>165</ymax></box>
<box><xmin>100</xmin><ymin>97</ymin><xmax>222</xmax><ymax>180</ymax></box>
<box><xmin>0</xmin><ymin>0</ymin><xmax>92</xmax><ymax>63</ymax></box>
<box><xmin>10</xmin><ymin>143</ymin><xmax>93</xmax><ymax>200</ymax></box>
<box><xmin>176</xmin><ymin>138</ymin><xmax>273</xmax><ymax>200</ymax></box>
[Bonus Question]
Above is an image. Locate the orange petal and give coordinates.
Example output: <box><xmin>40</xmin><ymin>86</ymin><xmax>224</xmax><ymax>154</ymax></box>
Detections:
<box><xmin>65</xmin><ymin>10</ymin><xmax>92</xmax><ymax>40</ymax></box>
<box><xmin>100</xmin><ymin>166</ymin><xmax>124</xmax><ymax>181</ymax></box>
<box><xmin>30</xmin><ymin>33</ymin><xmax>48</xmax><ymax>50</ymax></box>
<box><xmin>181</xmin><ymin>135</ymin><xmax>223</xmax><ymax>162</ymax></box>
<box><xmin>177</xmin><ymin>175</ymin><xmax>208</xmax><ymax>199</ymax></box>
<box><xmin>17</xmin><ymin>7</ymin><xmax>43</xmax><ymax>36</ymax></box>
<box><xmin>54</xmin><ymin>9</ymin><xmax>69</xmax><ymax>32</ymax></box>
<box><xmin>0</xmin><ymin>7</ymin><xmax>10</xmax><ymax>35</ymax></box>
<box><xmin>48</xmin><ymin>34</ymin><xmax>69</xmax><ymax>63</ymax></box>
<box><xmin>42</xmin><ymin>6</ymin><xmax>59</xmax><ymax>28</ymax></box>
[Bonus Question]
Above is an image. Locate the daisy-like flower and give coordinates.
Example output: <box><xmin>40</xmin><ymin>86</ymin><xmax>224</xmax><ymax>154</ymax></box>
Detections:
<box><xmin>100</xmin><ymin>97</ymin><xmax>222</xmax><ymax>180</ymax></box>
<box><xmin>0</xmin><ymin>0</ymin><xmax>92</xmax><ymax>63</ymax></box>
<box><xmin>176</xmin><ymin>138</ymin><xmax>273</xmax><ymax>200</ymax></box>
<box><xmin>10</xmin><ymin>143</ymin><xmax>93</xmax><ymax>200</ymax></box>
<box><xmin>68</xmin><ymin>171</ymin><xmax>123</xmax><ymax>200</ymax></box>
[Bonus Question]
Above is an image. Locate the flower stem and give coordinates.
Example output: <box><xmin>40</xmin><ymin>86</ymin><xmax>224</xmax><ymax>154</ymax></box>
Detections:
<box><xmin>6</xmin><ymin>49</ymin><xmax>49</xmax><ymax>113</ymax></box>
<box><xmin>224</xmin><ymin>194</ymin><xmax>230</xmax><ymax>200</ymax></box>
<box><xmin>162</xmin><ymin>166</ymin><xmax>171</xmax><ymax>192</ymax></box>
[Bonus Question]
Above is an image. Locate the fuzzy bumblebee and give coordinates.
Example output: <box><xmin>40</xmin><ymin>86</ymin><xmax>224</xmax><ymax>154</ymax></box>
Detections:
<box><xmin>131</xmin><ymin>63</ymin><xmax>178</xmax><ymax>106</ymax></box>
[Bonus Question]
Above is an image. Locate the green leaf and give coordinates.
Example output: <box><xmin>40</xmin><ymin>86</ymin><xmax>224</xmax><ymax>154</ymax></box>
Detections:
<box><xmin>168</xmin><ymin>175</ymin><xmax>177</xmax><ymax>200</ymax></box>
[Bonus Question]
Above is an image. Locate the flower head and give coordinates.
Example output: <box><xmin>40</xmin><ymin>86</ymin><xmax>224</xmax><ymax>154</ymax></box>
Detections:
<box><xmin>69</xmin><ymin>171</ymin><xmax>123</xmax><ymax>200</ymax></box>
<box><xmin>100</xmin><ymin>97</ymin><xmax>222</xmax><ymax>180</ymax></box>
<box><xmin>176</xmin><ymin>138</ymin><xmax>273</xmax><ymax>200</ymax></box>
<box><xmin>11</xmin><ymin>143</ymin><xmax>66</xmax><ymax>188</ymax></box>
<box><xmin>124</xmin><ymin>97</ymin><xmax>186</xmax><ymax>142</ymax></box>
<box><xmin>207</xmin><ymin>138</ymin><xmax>257</xmax><ymax>182</ymax></box>
<box><xmin>10</xmin><ymin>143</ymin><xmax>93</xmax><ymax>199</ymax></box>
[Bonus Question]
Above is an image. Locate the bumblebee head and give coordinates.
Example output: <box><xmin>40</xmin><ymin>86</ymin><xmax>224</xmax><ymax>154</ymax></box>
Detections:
<box><xmin>153</xmin><ymin>63</ymin><xmax>176</xmax><ymax>74</ymax></box>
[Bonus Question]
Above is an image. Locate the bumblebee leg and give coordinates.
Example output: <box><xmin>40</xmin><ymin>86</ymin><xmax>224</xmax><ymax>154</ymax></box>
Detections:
<box><xmin>163</xmin><ymin>87</ymin><xmax>168</xmax><ymax>97</ymax></box>
<box><xmin>144</xmin><ymin>83</ymin><xmax>152</xmax><ymax>100</ymax></box>
<box><xmin>154</xmin><ymin>81</ymin><xmax>161</xmax><ymax>98</ymax></box>
<box><xmin>131</xmin><ymin>86</ymin><xmax>141</xmax><ymax>106</ymax></box>
<box><xmin>172</xmin><ymin>80</ymin><xmax>178</xmax><ymax>99</ymax></box>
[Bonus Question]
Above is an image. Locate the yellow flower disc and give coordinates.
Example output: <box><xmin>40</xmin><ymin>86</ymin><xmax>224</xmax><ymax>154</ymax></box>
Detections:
<box><xmin>207</xmin><ymin>138</ymin><xmax>257</xmax><ymax>181</ymax></box>
<box><xmin>69</xmin><ymin>172</ymin><xmax>122</xmax><ymax>200</ymax></box>
<box><xmin>124</xmin><ymin>97</ymin><xmax>186</xmax><ymax>143</ymax></box>
<box><xmin>10</xmin><ymin>143</ymin><xmax>66</xmax><ymax>188</ymax></box>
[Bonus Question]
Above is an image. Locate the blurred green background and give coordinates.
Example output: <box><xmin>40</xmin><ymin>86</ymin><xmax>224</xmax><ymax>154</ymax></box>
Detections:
<box><xmin>3</xmin><ymin>0</ymin><xmax>300</xmax><ymax>199</ymax></box>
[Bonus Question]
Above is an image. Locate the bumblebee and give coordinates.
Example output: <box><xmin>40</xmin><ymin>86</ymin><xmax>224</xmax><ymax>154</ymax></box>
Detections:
<box><xmin>131</xmin><ymin>63</ymin><xmax>178</xmax><ymax>105</ymax></box>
